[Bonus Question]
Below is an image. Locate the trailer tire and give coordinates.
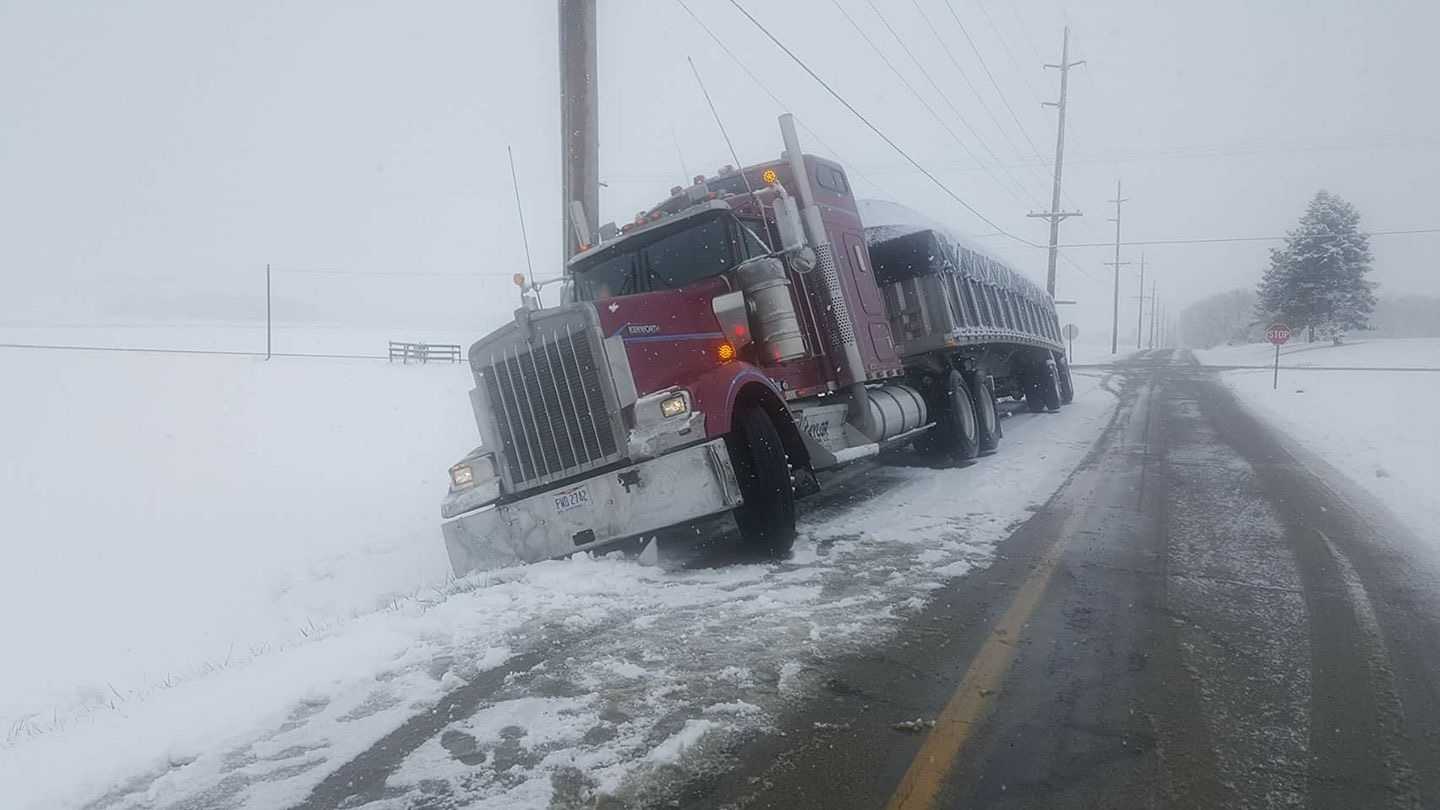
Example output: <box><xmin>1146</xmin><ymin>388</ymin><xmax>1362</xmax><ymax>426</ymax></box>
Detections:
<box><xmin>919</xmin><ymin>369</ymin><xmax>980</xmax><ymax>463</ymax></box>
<box><xmin>1026</xmin><ymin>358</ymin><xmax>1063</xmax><ymax>412</ymax></box>
<box><xmin>1024</xmin><ymin>368</ymin><xmax>1047</xmax><ymax>413</ymax></box>
<box><xmin>726</xmin><ymin>407</ymin><xmax>796</xmax><ymax>556</ymax></box>
<box><xmin>969</xmin><ymin>373</ymin><xmax>1001</xmax><ymax>455</ymax></box>
<box><xmin>1041</xmin><ymin>358</ymin><xmax>1063</xmax><ymax>411</ymax></box>
<box><xmin>1055</xmin><ymin>353</ymin><xmax>1075</xmax><ymax>405</ymax></box>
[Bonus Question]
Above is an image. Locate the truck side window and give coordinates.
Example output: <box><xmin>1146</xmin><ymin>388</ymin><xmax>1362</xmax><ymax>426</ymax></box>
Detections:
<box><xmin>816</xmin><ymin>164</ymin><xmax>849</xmax><ymax>195</ymax></box>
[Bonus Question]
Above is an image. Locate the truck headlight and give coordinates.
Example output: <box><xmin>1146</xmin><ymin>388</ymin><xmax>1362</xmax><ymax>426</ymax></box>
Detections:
<box><xmin>449</xmin><ymin>453</ymin><xmax>496</xmax><ymax>490</ymax></box>
<box><xmin>659</xmin><ymin>393</ymin><xmax>690</xmax><ymax>418</ymax></box>
<box><xmin>450</xmin><ymin>463</ymin><xmax>475</xmax><ymax>488</ymax></box>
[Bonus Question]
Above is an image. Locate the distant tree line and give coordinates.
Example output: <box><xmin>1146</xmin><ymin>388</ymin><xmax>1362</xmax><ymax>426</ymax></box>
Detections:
<box><xmin>1181</xmin><ymin>291</ymin><xmax>1440</xmax><ymax>349</ymax></box>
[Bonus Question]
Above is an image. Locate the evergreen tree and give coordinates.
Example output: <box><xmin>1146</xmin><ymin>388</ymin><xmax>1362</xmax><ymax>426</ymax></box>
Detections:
<box><xmin>1255</xmin><ymin>190</ymin><xmax>1377</xmax><ymax>341</ymax></box>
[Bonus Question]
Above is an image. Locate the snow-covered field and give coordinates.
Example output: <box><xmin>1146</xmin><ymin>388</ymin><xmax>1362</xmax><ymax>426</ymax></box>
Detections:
<box><xmin>1199</xmin><ymin>338</ymin><xmax>1440</xmax><ymax>546</ymax></box>
<box><xmin>1197</xmin><ymin>335</ymin><xmax>1440</xmax><ymax>369</ymax></box>
<box><xmin>0</xmin><ymin>322</ymin><xmax>474</xmax><ymax>357</ymax></box>
<box><xmin>1</xmin><ymin>327</ymin><xmax>1120</xmax><ymax>809</ymax></box>
<box><xmin>0</xmin><ymin>329</ymin><xmax>477</xmax><ymax>737</ymax></box>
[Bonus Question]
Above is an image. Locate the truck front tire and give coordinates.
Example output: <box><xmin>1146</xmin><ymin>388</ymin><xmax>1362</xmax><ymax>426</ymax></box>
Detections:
<box><xmin>726</xmin><ymin>407</ymin><xmax>797</xmax><ymax>556</ymax></box>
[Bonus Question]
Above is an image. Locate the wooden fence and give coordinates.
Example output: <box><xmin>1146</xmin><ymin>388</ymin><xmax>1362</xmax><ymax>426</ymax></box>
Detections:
<box><xmin>388</xmin><ymin>341</ymin><xmax>463</xmax><ymax>364</ymax></box>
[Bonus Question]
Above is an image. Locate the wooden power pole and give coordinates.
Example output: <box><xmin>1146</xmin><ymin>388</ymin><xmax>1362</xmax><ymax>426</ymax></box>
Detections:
<box><xmin>559</xmin><ymin>0</ymin><xmax>599</xmax><ymax>259</ymax></box>
<box><xmin>1026</xmin><ymin>26</ymin><xmax>1084</xmax><ymax>297</ymax></box>
<box><xmin>1104</xmin><ymin>180</ymin><xmax>1131</xmax><ymax>354</ymax></box>
<box><xmin>1136</xmin><ymin>253</ymin><xmax>1145</xmax><ymax>349</ymax></box>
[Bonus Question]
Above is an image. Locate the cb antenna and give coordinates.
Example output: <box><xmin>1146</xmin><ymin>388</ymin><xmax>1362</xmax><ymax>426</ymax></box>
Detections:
<box><xmin>507</xmin><ymin>145</ymin><xmax>539</xmax><ymax>304</ymax></box>
<box><xmin>687</xmin><ymin>57</ymin><xmax>772</xmax><ymax>250</ymax></box>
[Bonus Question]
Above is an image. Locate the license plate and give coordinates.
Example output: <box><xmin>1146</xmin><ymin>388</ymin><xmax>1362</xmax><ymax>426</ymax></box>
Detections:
<box><xmin>553</xmin><ymin>485</ymin><xmax>591</xmax><ymax>513</ymax></box>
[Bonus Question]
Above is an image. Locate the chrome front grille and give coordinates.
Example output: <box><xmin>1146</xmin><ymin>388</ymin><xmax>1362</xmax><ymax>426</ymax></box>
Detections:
<box><xmin>473</xmin><ymin>312</ymin><xmax>624</xmax><ymax>493</ymax></box>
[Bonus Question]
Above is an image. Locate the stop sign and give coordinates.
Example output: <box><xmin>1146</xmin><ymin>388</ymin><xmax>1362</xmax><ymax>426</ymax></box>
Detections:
<box><xmin>1266</xmin><ymin>323</ymin><xmax>1291</xmax><ymax>345</ymax></box>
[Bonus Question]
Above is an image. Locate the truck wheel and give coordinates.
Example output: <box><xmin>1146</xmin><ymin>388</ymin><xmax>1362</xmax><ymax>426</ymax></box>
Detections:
<box><xmin>1042</xmin><ymin>358</ymin><xmax>1063</xmax><ymax>411</ymax></box>
<box><xmin>920</xmin><ymin>369</ymin><xmax>980</xmax><ymax>463</ymax></box>
<box><xmin>725</xmin><ymin>407</ymin><xmax>796</xmax><ymax>556</ymax></box>
<box><xmin>969</xmin><ymin>373</ymin><xmax>1000</xmax><ymax>455</ymax></box>
<box><xmin>1054</xmin><ymin>353</ymin><xmax>1075</xmax><ymax>405</ymax></box>
<box><xmin>1024</xmin><ymin>368</ymin><xmax>1047</xmax><ymax>413</ymax></box>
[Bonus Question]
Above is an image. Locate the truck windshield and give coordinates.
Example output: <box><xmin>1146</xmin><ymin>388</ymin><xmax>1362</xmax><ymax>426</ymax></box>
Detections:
<box><xmin>571</xmin><ymin>211</ymin><xmax>766</xmax><ymax>301</ymax></box>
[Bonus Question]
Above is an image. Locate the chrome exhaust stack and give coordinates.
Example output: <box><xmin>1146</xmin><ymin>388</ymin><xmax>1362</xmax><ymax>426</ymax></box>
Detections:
<box><xmin>778</xmin><ymin>113</ymin><xmax>880</xmax><ymax>440</ymax></box>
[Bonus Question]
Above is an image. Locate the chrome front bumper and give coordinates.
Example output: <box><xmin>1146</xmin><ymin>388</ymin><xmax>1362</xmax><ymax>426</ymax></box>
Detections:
<box><xmin>441</xmin><ymin>438</ymin><xmax>742</xmax><ymax>575</ymax></box>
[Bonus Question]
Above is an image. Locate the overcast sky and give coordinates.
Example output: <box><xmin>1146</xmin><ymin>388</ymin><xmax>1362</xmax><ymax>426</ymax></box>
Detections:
<box><xmin>3</xmin><ymin>0</ymin><xmax>1437</xmax><ymax>342</ymax></box>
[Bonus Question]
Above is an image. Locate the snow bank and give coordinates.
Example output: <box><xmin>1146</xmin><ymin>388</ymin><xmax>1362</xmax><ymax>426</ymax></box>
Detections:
<box><xmin>0</xmin><ymin>332</ymin><xmax>477</xmax><ymax>738</ymax></box>
<box><xmin>1201</xmin><ymin>338</ymin><xmax>1440</xmax><ymax>545</ymax></box>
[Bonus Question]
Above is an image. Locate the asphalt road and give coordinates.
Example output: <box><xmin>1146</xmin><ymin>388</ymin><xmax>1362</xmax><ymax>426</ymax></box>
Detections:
<box><xmin>688</xmin><ymin>349</ymin><xmax>1440</xmax><ymax>810</ymax></box>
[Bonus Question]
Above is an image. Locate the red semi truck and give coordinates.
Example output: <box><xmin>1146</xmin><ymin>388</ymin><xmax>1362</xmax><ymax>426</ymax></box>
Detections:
<box><xmin>440</xmin><ymin>114</ymin><xmax>1073</xmax><ymax>574</ymax></box>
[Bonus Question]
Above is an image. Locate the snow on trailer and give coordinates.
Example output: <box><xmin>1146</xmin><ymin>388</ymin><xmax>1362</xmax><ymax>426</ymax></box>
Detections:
<box><xmin>866</xmin><ymin>219</ymin><xmax>1065</xmax><ymax>357</ymax></box>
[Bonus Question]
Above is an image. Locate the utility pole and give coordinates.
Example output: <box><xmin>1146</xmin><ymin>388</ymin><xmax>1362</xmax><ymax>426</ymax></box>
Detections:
<box><xmin>1136</xmin><ymin>253</ymin><xmax>1145</xmax><ymax>349</ymax></box>
<box><xmin>1026</xmin><ymin>26</ymin><xmax>1084</xmax><ymax>297</ymax></box>
<box><xmin>1148</xmin><ymin>279</ymin><xmax>1157</xmax><ymax>349</ymax></box>
<box><xmin>265</xmin><ymin>263</ymin><xmax>271</xmax><ymax>361</ymax></box>
<box><xmin>559</xmin><ymin>0</ymin><xmax>599</xmax><ymax>259</ymax></box>
<box><xmin>1104</xmin><ymin>179</ymin><xmax>1130</xmax><ymax>354</ymax></box>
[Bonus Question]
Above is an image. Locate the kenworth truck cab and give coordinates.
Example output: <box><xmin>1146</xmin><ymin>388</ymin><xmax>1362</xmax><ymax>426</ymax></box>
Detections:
<box><xmin>440</xmin><ymin>114</ymin><xmax>1071</xmax><ymax>575</ymax></box>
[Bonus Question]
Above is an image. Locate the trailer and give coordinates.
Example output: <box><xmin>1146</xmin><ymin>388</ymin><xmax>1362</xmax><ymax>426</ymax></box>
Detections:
<box><xmin>439</xmin><ymin>114</ymin><xmax>1073</xmax><ymax>575</ymax></box>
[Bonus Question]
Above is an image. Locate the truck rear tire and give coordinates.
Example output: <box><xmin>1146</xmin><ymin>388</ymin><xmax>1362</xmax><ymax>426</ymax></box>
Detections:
<box><xmin>919</xmin><ymin>369</ymin><xmax>980</xmax><ymax>464</ymax></box>
<box><xmin>969</xmin><ymin>373</ymin><xmax>1000</xmax><ymax>455</ymax></box>
<box><xmin>1025</xmin><ymin>358</ymin><xmax>1063</xmax><ymax>413</ymax></box>
<box><xmin>1042</xmin><ymin>358</ymin><xmax>1062</xmax><ymax>411</ymax></box>
<box><xmin>726</xmin><ymin>407</ymin><xmax>796</xmax><ymax>556</ymax></box>
<box><xmin>1054</xmin><ymin>353</ymin><xmax>1075</xmax><ymax>405</ymax></box>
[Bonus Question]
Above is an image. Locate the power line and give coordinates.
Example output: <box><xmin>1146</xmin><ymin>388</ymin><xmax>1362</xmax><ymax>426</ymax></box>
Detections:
<box><xmin>940</xmin><ymin>0</ymin><xmax>1044</xmax><ymax>159</ymax></box>
<box><xmin>937</xmin><ymin>0</ymin><xmax>1065</xmax><ymax>200</ymax></box>
<box><xmin>973</xmin><ymin>0</ymin><xmax>1045</xmax><ymax>111</ymax></box>
<box><xmin>865</xmin><ymin>0</ymin><xmax>1047</xmax><ymax>207</ymax></box>
<box><xmin>904</xmin><ymin>0</ymin><xmax>1044</xmax><ymax>195</ymax></box>
<box><xmin>671</xmin><ymin>0</ymin><xmax>892</xmax><ymax>197</ymax></box>
<box><xmin>1056</xmin><ymin>227</ymin><xmax>1440</xmax><ymax>248</ymax></box>
<box><xmin>722</xmin><ymin>0</ymin><xmax>1042</xmax><ymax>246</ymax></box>
<box><xmin>825</xmin><ymin>0</ymin><xmax>1035</xmax><ymax>208</ymax></box>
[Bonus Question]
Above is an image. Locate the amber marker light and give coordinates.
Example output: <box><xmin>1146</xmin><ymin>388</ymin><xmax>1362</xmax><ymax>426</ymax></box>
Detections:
<box><xmin>717</xmin><ymin>343</ymin><xmax>736</xmax><ymax>362</ymax></box>
<box><xmin>761</xmin><ymin>168</ymin><xmax>778</xmax><ymax>185</ymax></box>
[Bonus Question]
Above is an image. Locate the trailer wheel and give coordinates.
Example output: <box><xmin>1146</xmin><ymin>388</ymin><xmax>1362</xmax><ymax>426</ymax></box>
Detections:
<box><xmin>1024</xmin><ymin>368</ymin><xmax>1047</xmax><ymax>413</ymax></box>
<box><xmin>1025</xmin><ymin>359</ymin><xmax>1063</xmax><ymax>413</ymax></box>
<box><xmin>726</xmin><ymin>407</ymin><xmax>796</xmax><ymax>556</ymax></box>
<box><xmin>969</xmin><ymin>373</ymin><xmax>1001</xmax><ymax>455</ymax></box>
<box><xmin>1054</xmin><ymin>353</ymin><xmax>1075</xmax><ymax>405</ymax></box>
<box><xmin>919</xmin><ymin>369</ymin><xmax>980</xmax><ymax>463</ymax></box>
<box><xmin>1041</xmin><ymin>358</ymin><xmax>1062</xmax><ymax>411</ymax></box>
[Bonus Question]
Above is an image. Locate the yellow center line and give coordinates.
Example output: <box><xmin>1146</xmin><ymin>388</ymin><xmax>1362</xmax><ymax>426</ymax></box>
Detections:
<box><xmin>883</xmin><ymin>424</ymin><xmax>1125</xmax><ymax>810</ymax></box>
<box><xmin>883</xmin><ymin>534</ymin><xmax>1069</xmax><ymax>810</ymax></box>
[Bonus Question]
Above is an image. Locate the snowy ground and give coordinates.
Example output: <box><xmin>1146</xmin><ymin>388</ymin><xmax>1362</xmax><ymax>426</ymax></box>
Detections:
<box><xmin>0</xmin><ymin>328</ymin><xmax>477</xmax><ymax>741</ymax></box>
<box><xmin>1</xmin><ymin>327</ymin><xmax>1120</xmax><ymax>809</ymax></box>
<box><xmin>1198</xmin><ymin>337</ymin><xmax>1440</xmax><ymax>547</ymax></box>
